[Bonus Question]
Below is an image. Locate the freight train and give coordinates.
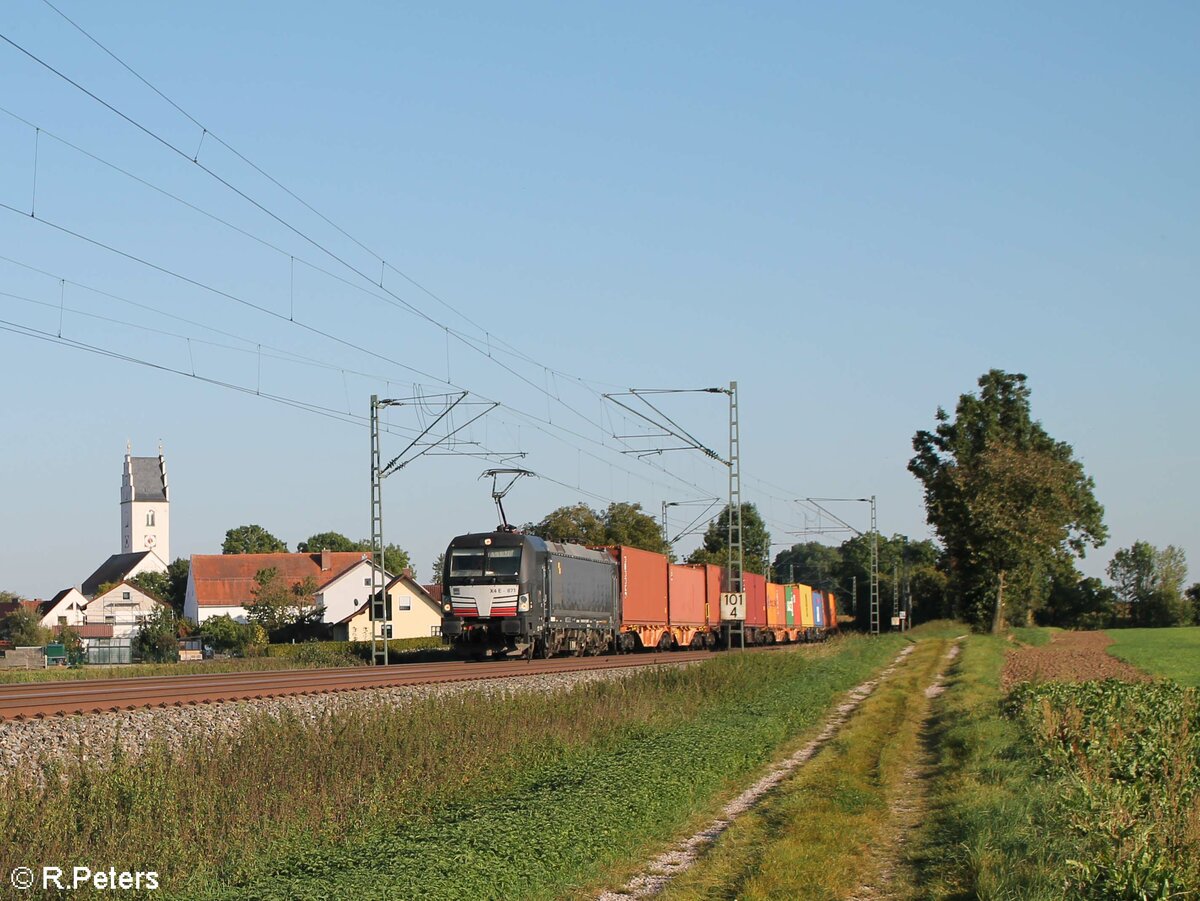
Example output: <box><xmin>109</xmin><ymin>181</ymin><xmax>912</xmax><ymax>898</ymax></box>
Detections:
<box><xmin>439</xmin><ymin>530</ymin><xmax>838</xmax><ymax>659</ymax></box>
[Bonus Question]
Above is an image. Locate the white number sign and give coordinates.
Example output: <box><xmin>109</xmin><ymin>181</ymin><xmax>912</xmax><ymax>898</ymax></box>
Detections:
<box><xmin>720</xmin><ymin>592</ymin><xmax>746</xmax><ymax>621</ymax></box>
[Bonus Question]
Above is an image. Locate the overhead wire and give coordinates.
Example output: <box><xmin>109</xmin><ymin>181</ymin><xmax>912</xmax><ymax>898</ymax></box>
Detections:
<box><xmin>1</xmin><ymin>19</ymin><xmax>738</xmax><ymax>514</ymax></box>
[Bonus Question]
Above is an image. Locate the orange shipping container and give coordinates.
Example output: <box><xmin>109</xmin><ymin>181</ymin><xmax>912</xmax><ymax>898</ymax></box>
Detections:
<box><xmin>614</xmin><ymin>545</ymin><xmax>669</xmax><ymax>627</ymax></box>
<box><xmin>766</xmin><ymin>582</ymin><xmax>787</xmax><ymax>629</ymax></box>
<box><xmin>825</xmin><ymin>591</ymin><xmax>839</xmax><ymax>629</ymax></box>
<box><xmin>668</xmin><ymin>564</ymin><xmax>706</xmax><ymax>626</ymax></box>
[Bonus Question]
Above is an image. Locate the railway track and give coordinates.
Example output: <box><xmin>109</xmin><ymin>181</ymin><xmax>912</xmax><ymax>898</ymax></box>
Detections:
<box><xmin>0</xmin><ymin>650</ymin><xmax>722</xmax><ymax>721</ymax></box>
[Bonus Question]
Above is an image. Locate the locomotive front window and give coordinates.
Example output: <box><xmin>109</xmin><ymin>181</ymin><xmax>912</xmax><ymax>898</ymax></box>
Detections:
<box><xmin>449</xmin><ymin>549</ymin><xmax>485</xmax><ymax>577</ymax></box>
<box><xmin>485</xmin><ymin>547</ymin><xmax>521</xmax><ymax>577</ymax></box>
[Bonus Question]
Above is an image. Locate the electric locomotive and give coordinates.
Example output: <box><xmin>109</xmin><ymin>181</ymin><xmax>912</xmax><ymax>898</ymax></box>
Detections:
<box><xmin>440</xmin><ymin>530</ymin><xmax>620</xmax><ymax>658</ymax></box>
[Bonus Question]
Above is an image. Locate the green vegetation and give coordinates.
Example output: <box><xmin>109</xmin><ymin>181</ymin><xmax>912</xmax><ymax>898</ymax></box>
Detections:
<box><xmin>659</xmin><ymin>637</ymin><xmax>951</xmax><ymax>900</ymax></box>
<box><xmin>684</xmin><ymin>502</ymin><xmax>771</xmax><ymax>575</ymax></box>
<box><xmin>1106</xmin><ymin>626</ymin><xmax>1200</xmax><ymax>686</ymax></box>
<box><xmin>0</xmin><ymin>636</ymin><xmax>904</xmax><ymax>899</ymax></box>
<box><xmin>525</xmin><ymin>500</ymin><xmax>673</xmax><ymax>557</ymax></box>
<box><xmin>1009</xmin><ymin>625</ymin><xmax>1058</xmax><ymax>646</ymax></box>
<box><xmin>911</xmin><ymin>635</ymin><xmax>1067</xmax><ymax>898</ymax></box>
<box><xmin>1108</xmin><ymin>541</ymin><xmax>1193</xmax><ymax>627</ymax></box>
<box><xmin>1009</xmin><ymin>679</ymin><xmax>1200</xmax><ymax>897</ymax></box>
<box><xmin>910</xmin><ymin>369</ymin><xmax>1107</xmax><ymax>629</ymax></box>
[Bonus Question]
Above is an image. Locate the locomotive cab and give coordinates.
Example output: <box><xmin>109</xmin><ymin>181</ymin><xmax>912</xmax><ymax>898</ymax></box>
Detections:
<box><xmin>440</xmin><ymin>531</ymin><xmax>618</xmax><ymax>658</ymax></box>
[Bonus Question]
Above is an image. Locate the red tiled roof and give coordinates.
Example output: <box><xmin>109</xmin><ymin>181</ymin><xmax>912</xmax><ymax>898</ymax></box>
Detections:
<box><xmin>189</xmin><ymin>553</ymin><xmax>370</xmax><ymax>607</ymax></box>
<box><xmin>55</xmin><ymin>623</ymin><xmax>114</xmax><ymax>639</ymax></box>
<box><xmin>423</xmin><ymin>584</ymin><xmax>444</xmax><ymax>604</ymax></box>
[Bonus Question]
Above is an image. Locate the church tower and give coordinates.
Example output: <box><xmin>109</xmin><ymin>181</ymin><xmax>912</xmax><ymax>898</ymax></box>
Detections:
<box><xmin>121</xmin><ymin>445</ymin><xmax>170</xmax><ymax>561</ymax></box>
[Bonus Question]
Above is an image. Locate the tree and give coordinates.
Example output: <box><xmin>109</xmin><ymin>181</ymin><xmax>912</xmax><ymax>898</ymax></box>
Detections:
<box><xmin>222</xmin><ymin>524</ymin><xmax>288</xmax><ymax>554</ymax></box>
<box><xmin>0</xmin><ymin>606</ymin><xmax>48</xmax><ymax>647</ymax></box>
<box><xmin>1188</xmin><ymin>583</ymin><xmax>1200</xmax><ymax>626</ymax></box>
<box><xmin>909</xmin><ymin>370</ymin><xmax>1107</xmax><ymax>629</ymax></box>
<box><xmin>526</xmin><ymin>503</ymin><xmax>606</xmax><ymax>545</ymax></box>
<box><xmin>130</xmin><ymin>570</ymin><xmax>171</xmax><ymax>602</ymax></box>
<box><xmin>200</xmin><ymin>614</ymin><xmax>260</xmax><ymax>656</ymax></box>
<box><xmin>1107</xmin><ymin>541</ymin><xmax>1190</xmax><ymax>627</ymax></box>
<box><xmin>430</xmin><ymin>553</ymin><xmax>445</xmax><ymax>585</ymax></box>
<box><xmin>686</xmin><ymin>503</ymin><xmax>770</xmax><ymax>575</ymax></box>
<box><xmin>57</xmin><ymin>625</ymin><xmax>86</xmax><ymax>666</ymax></box>
<box><xmin>133</xmin><ymin>606</ymin><xmax>180</xmax><ymax>663</ymax></box>
<box><xmin>244</xmin><ymin>568</ymin><xmax>322</xmax><ymax>640</ymax></box>
<box><xmin>601</xmin><ymin>502</ymin><xmax>671</xmax><ymax>556</ymax></box>
<box><xmin>773</xmin><ymin>542</ymin><xmax>842</xmax><ymax>586</ymax></box>
<box><xmin>0</xmin><ymin>590</ymin><xmax>20</xmax><ymax>605</ymax></box>
<box><xmin>298</xmin><ymin>532</ymin><xmax>359</xmax><ymax>553</ymax></box>
<box><xmin>374</xmin><ymin>543</ymin><xmax>410</xmax><ymax>577</ymax></box>
<box><xmin>525</xmin><ymin>502</ymin><xmax>669</xmax><ymax>555</ymax></box>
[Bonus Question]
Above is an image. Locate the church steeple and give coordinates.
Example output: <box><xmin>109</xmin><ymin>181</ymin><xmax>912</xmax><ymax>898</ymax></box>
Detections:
<box><xmin>121</xmin><ymin>446</ymin><xmax>170</xmax><ymax>561</ymax></box>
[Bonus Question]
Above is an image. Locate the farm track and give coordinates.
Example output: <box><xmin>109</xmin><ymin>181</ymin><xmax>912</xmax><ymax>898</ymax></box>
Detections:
<box><xmin>0</xmin><ymin>648</ymin><xmax>758</xmax><ymax>720</ymax></box>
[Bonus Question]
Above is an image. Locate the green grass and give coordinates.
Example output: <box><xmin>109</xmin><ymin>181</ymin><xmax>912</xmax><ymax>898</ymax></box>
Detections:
<box><xmin>909</xmin><ymin>635</ymin><xmax>1068</xmax><ymax>900</ymax></box>
<box><xmin>658</xmin><ymin>636</ymin><xmax>952</xmax><ymax>901</ymax></box>
<box><xmin>1106</xmin><ymin>626</ymin><xmax>1200</xmax><ymax>686</ymax></box>
<box><xmin>0</xmin><ymin>636</ymin><xmax>906</xmax><ymax>900</ymax></box>
<box><xmin>1009</xmin><ymin>625</ymin><xmax>1058</xmax><ymax>646</ymax></box>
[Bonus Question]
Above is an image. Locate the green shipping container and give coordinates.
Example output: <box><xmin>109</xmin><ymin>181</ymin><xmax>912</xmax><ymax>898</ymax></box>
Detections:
<box><xmin>784</xmin><ymin>585</ymin><xmax>796</xmax><ymax>627</ymax></box>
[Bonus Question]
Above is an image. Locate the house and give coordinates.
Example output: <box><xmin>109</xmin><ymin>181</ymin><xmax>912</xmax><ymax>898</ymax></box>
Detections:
<box><xmin>80</xmin><ymin>551</ymin><xmax>168</xmax><ymax>598</ymax></box>
<box><xmin>33</xmin><ymin>588</ymin><xmax>89</xmax><ymax>629</ymax></box>
<box><xmin>85</xmin><ymin>580</ymin><xmax>171</xmax><ymax>639</ymax></box>
<box><xmin>331</xmin><ymin>571</ymin><xmax>443</xmax><ymax>641</ymax></box>
<box><xmin>184</xmin><ymin>551</ymin><xmax>375</xmax><ymax>624</ymax></box>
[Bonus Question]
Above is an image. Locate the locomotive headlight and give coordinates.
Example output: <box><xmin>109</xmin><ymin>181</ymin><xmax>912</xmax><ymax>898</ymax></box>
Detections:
<box><xmin>517</xmin><ymin>594</ymin><xmax>530</xmax><ymax>612</ymax></box>
<box><xmin>443</xmin><ymin>602</ymin><xmax>452</xmax><ymax>613</ymax></box>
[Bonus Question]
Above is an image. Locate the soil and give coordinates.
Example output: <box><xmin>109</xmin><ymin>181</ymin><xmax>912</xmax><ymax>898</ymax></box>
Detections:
<box><xmin>1001</xmin><ymin>630</ymin><xmax>1150</xmax><ymax>690</ymax></box>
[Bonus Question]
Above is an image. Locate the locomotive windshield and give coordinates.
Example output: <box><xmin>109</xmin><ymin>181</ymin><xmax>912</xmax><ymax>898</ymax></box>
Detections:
<box><xmin>449</xmin><ymin>546</ymin><xmax>522</xmax><ymax>579</ymax></box>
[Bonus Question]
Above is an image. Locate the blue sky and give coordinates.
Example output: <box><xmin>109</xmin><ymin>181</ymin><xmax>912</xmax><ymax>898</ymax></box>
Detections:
<box><xmin>0</xmin><ymin>1</ymin><xmax>1196</xmax><ymax>598</ymax></box>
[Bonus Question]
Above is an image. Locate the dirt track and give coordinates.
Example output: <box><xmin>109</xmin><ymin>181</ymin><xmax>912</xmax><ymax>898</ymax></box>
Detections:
<box><xmin>1002</xmin><ymin>630</ymin><xmax>1150</xmax><ymax>689</ymax></box>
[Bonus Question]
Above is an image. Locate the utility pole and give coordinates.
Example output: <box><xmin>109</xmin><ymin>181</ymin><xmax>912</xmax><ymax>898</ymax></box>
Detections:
<box><xmin>869</xmin><ymin>496</ymin><xmax>880</xmax><ymax>635</ymax></box>
<box><xmin>892</xmin><ymin>563</ymin><xmax>899</xmax><ymax>631</ymax></box>
<box><xmin>369</xmin><ymin>395</ymin><xmax>389</xmax><ymax>666</ymax></box>
<box><xmin>726</xmin><ymin>381</ymin><xmax>744</xmax><ymax>650</ymax></box>
<box><xmin>852</xmin><ymin>574</ymin><xmax>858</xmax><ymax>618</ymax></box>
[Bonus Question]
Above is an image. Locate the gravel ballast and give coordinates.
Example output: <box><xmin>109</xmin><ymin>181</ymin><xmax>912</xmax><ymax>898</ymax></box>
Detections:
<box><xmin>0</xmin><ymin>662</ymin><xmax>693</xmax><ymax>774</ymax></box>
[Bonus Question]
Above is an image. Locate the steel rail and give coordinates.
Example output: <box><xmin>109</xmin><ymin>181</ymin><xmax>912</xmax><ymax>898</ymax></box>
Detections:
<box><xmin>0</xmin><ymin>650</ymin><xmax>735</xmax><ymax>720</ymax></box>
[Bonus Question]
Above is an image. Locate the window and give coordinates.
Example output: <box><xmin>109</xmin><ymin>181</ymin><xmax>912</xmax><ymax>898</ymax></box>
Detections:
<box><xmin>105</xmin><ymin>615</ymin><xmax>116</xmax><ymax>624</ymax></box>
<box><xmin>364</xmin><ymin>578</ymin><xmax>371</xmax><ymax>586</ymax></box>
<box><xmin>397</xmin><ymin>593</ymin><xmax>411</xmax><ymax>611</ymax></box>
<box><xmin>57</xmin><ymin>616</ymin><xmax>67</xmax><ymax>626</ymax></box>
<box><xmin>122</xmin><ymin>591</ymin><xmax>131</xmax><ymax>600</ymax></box>
<box><xmin>449</xmin><ymin>546</ymin><xmax>522</xmax><ymax>578</ymax></box>
<box><xmin>146</xmin><ymin>510</ymin><xmax>155</xmax><ymax>527</ymax></box>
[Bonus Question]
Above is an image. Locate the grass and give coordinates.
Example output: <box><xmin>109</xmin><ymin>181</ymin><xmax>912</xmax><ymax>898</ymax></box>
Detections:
<box><xmin>0</xmin><ymin>635</ymin><xmax>906</xmax><ymax>900</ymax></box>
<box><xmin>657</xmin><ymin>636</ymin><xmax>952</xmax><ymax>900</ymax></box>
<box><xmin>1105</xmin><ymin>626</ymin><xmax>1200</xmax><ymax>686</ymax></box>
<box><xmin>0</xmin><ymin>638</ymin><xmax>449</xmax><ymax>683</ymax></box>
<box><xmin>1009</xmin><ymin>625</ymin><xmax>1058</xmax><ymax>646</ymax></box>
<box><xmin>908</xmin><ymin>634</ymin><xmax>1069</xmax><ymax>899</ymax></box>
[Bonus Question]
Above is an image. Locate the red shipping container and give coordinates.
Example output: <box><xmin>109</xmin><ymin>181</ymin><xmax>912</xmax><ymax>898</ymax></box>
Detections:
<box><xmin>705</xmin><ymin>564</ymin><xmax>724</xmax><ymax>625</ymax></box>
<box><xmin>669</xmin><ymin>564</ymin><xmax>706</xmax><ymax>626</ymax></box>
<box><xmin>744</xmin><ymin>572</ymin><xmax>767</xmax><ymax>626</ymax></box>
<box><xmin>615</xmin><ymin>545</ymin><xmax>669</xmax><ymax>627</ymax></box>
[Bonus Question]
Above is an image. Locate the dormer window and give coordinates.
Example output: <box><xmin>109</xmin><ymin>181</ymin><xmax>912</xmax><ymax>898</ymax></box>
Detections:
<box><xmin>146</xmin><ymin>510</ymin><xmax>156</xmax><ymax>527</ymax></box>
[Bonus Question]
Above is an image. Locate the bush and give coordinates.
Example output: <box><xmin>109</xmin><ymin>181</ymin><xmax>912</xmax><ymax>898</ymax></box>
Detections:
<box><xmin>264</xmin><ymin>637</ymin><xmax>444</xmax><ymax>663</ymax></box>
<box><xmin>133</xmin><ymin>607</ymin><xmax>180</xmax><ymax>663</ymax></box>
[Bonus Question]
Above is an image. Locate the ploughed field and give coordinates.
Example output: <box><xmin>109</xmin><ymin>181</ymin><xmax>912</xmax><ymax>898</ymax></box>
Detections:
<box><xmin>3</xmin><ymin>625</ymin><xmax>1195</xmax><ymax>899</ymax></box>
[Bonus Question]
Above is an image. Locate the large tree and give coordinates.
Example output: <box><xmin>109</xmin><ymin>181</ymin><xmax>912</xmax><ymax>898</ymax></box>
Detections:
<box><xmin>685</xmin><ymin>503</ymin><xmax>770</xmax><ymax>575</ymax></box>
<box><xmin>0</xmin><ymin>606</ymin><xmax>48</xmax><ymax>647</ymax></box>
<box><xmin>1107</xmin><ymin>541</ymin><xmax>1190</xmax><ymax>627</ymax></box>
<box><xmin>525</xmin><ymin>502</ymin><xmax>669</xmax><ymax>555</ymax></box>
<box><xmin>297</xmin><ymin>532</ymin><xmax>359</xmax><ymax>553</ymax></box>
<box><xmin>129</xmin><ymin>558</ymin><xmax>190</xmax><ymax>616</ymax></box>
<box><xmin>245</xmin><ymin>567</ymin><xmax>321</xmax><ymax>637</ymax></box>
<box><xmin>909</xmin><ymin>370</ymin><xmax>1107</xmax><ymax>629</ymax></box>
<box><xmin>222</xmin><ymin>524</ymin><xmax>288</xmax><ymax>554</ymax></box>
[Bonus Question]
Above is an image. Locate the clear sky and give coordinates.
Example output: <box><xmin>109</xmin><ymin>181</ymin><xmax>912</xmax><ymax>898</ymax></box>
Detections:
<box><xmin>0</xmin><ymin>1</ymin><xmax>1196</xmax><ymax>599</ymax></box>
